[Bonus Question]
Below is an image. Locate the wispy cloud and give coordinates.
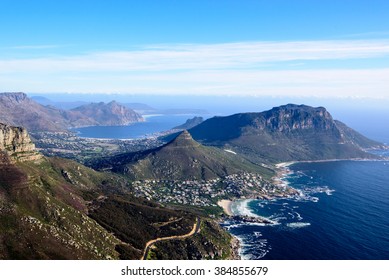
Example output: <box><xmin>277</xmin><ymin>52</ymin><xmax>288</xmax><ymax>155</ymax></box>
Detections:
<box><xmin>9</xmin><ymin>44</ymin><xmax>61</xmax><ymax>50</ymax></box>
<box><xmin>2</xmin><ymin>39</ymin><xmax>389</xmax><ymax>72</ymax></box>
<box><xmin>1</xmin><ymin>39</ymin><xmax>389</xmax><ymax>98</ymax></box>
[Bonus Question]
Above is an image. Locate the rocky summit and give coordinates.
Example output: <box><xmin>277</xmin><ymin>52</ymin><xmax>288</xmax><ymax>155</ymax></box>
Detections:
<box><xmin>0</xmin><ymin>123</ymin><xmax>42</xmax><ymax>163</ymax></box>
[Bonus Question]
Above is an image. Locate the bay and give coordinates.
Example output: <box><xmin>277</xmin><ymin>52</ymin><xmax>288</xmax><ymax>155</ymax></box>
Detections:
<box><xmin>72</xmin><ymin>114</ymin><xmax>204</xmax><ymax>139</ymax></box>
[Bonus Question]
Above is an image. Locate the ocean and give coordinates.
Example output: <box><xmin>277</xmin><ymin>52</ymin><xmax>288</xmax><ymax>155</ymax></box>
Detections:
<box><xmin>72</xmin><ymin>114</ymin><xmax>205</xmax><ymax>139</ymax></box>
<box><xmin>223</xmin><ymin>157</ymin><xmax>389</xmax><ymax>260</ymax></box>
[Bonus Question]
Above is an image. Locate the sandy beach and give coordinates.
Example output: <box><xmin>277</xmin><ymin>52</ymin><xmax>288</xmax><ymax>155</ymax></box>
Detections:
<box><xmin>217</xmin><ymin>199</ymin><xmax>233</xmax><ymax>216</ymax></box>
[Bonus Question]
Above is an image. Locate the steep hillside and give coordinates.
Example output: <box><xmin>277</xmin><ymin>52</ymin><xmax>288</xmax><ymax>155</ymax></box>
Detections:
<box><xmin>189</xmin><ymin>104</ymin><xmax>384</xmax><ymax>163</ymax></box>
<box><xmin>95</xmin><ymin>130</ymin><xmax>273</xmax><ymax>181</ymax></box>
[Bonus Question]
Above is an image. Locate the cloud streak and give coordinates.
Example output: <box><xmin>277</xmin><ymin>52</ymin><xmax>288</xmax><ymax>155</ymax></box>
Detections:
<box><xmin>2</xmin><ymin>39</ymin><xmax>389</xmax><ymax>72</ymax></box>
<box><xmin>1</xmin><ymin>39</ymin><xmax>389</xmax><ymax>98</ymax></box>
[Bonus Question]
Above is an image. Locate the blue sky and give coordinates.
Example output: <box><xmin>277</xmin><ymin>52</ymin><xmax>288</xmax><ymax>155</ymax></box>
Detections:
<box><xmin>1</xmin><ymin>0</ymin><xmax>389</xmax><ymax>99</ymax></box>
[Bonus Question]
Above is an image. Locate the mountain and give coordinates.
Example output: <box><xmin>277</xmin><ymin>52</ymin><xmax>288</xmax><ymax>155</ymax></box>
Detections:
<box><xmin>95</xmin><ymin>130</ymin><xmax>273</xmax><ymax>181</ymax></box>
<box><xmin>0</xmin><ymin>93</ymin><xmax>144</xmax><ymax>132</ymax></box>
<box><xmin>70</xmin><ymin>101</ymin><xmax>144</xmax><ymax>126</ymax></box>
<box><xmin>0</xmin><ymin>124</ymin><xmax>234</xmax><ymax>259</ymax></box>
<box><xmin>0</xmin><ymin>92</ymin><xmax>68</xmax><ymax>131</ymax></box>
<box><xmin>188</xmin><ymin>104</ymin><xmax>384</xmax><ymax>163</ymax></box>
<box><xmin>173</xmin><ymin>116</ymin><xmax>204</xmax><ymax>130</ymax></box>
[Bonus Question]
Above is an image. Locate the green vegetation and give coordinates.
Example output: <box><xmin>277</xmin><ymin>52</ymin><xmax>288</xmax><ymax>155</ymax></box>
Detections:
<box><xmin>88</xmin><ymin>195</ymin><xmax>196</xmax><ymax>259</ymax></box>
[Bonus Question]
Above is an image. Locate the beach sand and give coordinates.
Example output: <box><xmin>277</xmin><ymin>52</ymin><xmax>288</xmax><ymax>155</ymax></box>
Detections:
<box><xmin>217</xmin><ymin>199</ymin><xmax>233</xmax><ymax>216</ymax></box>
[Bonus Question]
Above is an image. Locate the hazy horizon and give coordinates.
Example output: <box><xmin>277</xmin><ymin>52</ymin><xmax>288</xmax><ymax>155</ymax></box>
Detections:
<box><xmin>24</xmin><ymin>92</ymin><xmax>389</xmax><ymax>144</ymax></box>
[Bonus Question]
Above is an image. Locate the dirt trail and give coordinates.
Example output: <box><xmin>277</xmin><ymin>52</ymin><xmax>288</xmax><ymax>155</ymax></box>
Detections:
<box><xmin>141</xmin><ymin>217</ymin><xmax>200</xmax><ymax>260</ymax></box>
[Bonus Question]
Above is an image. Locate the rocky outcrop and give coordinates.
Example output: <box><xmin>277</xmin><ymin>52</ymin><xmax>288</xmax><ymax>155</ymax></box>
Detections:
<box><xmin>260</xmin><ymin>104</ymin><xmax>337</xmax><ymax>132</ymax></box>
<box><xmin>0</xmin><ymin>123</ymin><xmax>42</xmax><ymax>162</ymax></box>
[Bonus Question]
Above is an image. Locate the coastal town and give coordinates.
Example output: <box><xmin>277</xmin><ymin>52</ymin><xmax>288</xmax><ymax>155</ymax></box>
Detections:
<box><xmin>30</xmin><ymin>131</ymin><xmax>165</xmax><ymax>163</ymax></box>
<box><xmin>131</xmin><ymin>172</ymin><xmax>298</xmax><ymax>208</ymax></box>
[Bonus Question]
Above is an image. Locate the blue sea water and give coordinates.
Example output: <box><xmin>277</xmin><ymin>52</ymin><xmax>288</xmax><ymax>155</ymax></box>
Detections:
<box><xmin>223</xmin><ymin>159</ymin><xmax>389</xmax><ymax>260</ymax></box>
<box><xmin>72</xmin><ymin>114</ymin><xmax>204</xmax><ymax>139</ymax></box>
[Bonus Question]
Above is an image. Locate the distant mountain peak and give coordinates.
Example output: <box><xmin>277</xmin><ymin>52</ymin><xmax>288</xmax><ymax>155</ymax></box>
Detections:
<box><xmin>70</xmin><ymin>101</ymin><xmax>144</xmax><ymax>126</ymax></box>
<box><xmin>0</xmin><ymin>92</ymin><xmax>29</xmax><ymax>103</ymax></box>
<box><xmin>168</xmin><ymin>130</ymin><xmax>199</xmax><ymax>147</ymax></box>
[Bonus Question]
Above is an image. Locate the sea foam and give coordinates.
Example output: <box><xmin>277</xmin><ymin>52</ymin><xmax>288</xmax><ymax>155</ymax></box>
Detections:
<box><xmin>286</xmin><ymin>222</ymin><xmax>311</xmax><ymax>228</ymax></box>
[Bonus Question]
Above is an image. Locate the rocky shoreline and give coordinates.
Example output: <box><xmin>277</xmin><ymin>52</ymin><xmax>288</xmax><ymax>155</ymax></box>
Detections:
<box><xmin>230</xmin><ymin>214</ymin><xmax>275</xmax><ymax>225</ymax></box>
<box><xmin>229</xmin><ymin>236</ymin><xmax>241</xmax><ymax>260</ymax></box>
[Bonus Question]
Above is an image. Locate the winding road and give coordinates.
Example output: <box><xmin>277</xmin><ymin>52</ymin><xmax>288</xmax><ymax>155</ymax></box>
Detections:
<box><xmin>141</xmin><ymin>217</ymin><xmax>201</xmax><ymax>260</ymax></box>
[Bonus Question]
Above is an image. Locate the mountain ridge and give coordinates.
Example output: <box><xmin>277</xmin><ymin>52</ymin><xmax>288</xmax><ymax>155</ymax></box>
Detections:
<box><xmin>0</xmin><ymin>92</ymin><xmax>144</xmax><ymax>132</ymax></box>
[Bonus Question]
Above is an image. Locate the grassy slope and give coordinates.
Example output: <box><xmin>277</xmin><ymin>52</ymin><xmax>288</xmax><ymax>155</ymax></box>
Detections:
<box><xmin>0</xmin><ymin>157</ymin><xmax>121</xmax><ymax>259</ymax></box>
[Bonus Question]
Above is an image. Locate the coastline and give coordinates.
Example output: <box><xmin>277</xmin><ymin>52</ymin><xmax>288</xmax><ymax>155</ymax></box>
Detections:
<box><xmin>217</xmin><ymin>199</ymin><xmax>233</xmax><ymax>216</ymax></box>
<box><xmin>275</xmin><ymin>157</ymin><xmax>389</xmax><ymax>167</ymax></box>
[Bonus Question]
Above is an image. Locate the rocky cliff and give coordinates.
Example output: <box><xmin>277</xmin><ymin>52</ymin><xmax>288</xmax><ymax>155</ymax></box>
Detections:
<box><xmin>0</xmin><ymin>123</ymin><xmax>42</xmax><ymax>162</ymax></box>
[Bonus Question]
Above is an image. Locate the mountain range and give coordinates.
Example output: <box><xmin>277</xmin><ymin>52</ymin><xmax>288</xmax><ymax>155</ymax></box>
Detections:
<box><xmin>0</xmin><ymin>92</ymin><xmax>144</xmax><ymax>132</ymax></box>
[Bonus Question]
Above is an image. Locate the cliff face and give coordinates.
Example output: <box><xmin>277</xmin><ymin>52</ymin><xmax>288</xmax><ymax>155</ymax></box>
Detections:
<box><xmin>0</xmin><ymin>123</ymin><xmax>42</xmax><ymax>162</ymax></box>
<box><xmin>259</xmin><ymin>105</ymin><xmax>337</xmax><ymax>132</ymax></box>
